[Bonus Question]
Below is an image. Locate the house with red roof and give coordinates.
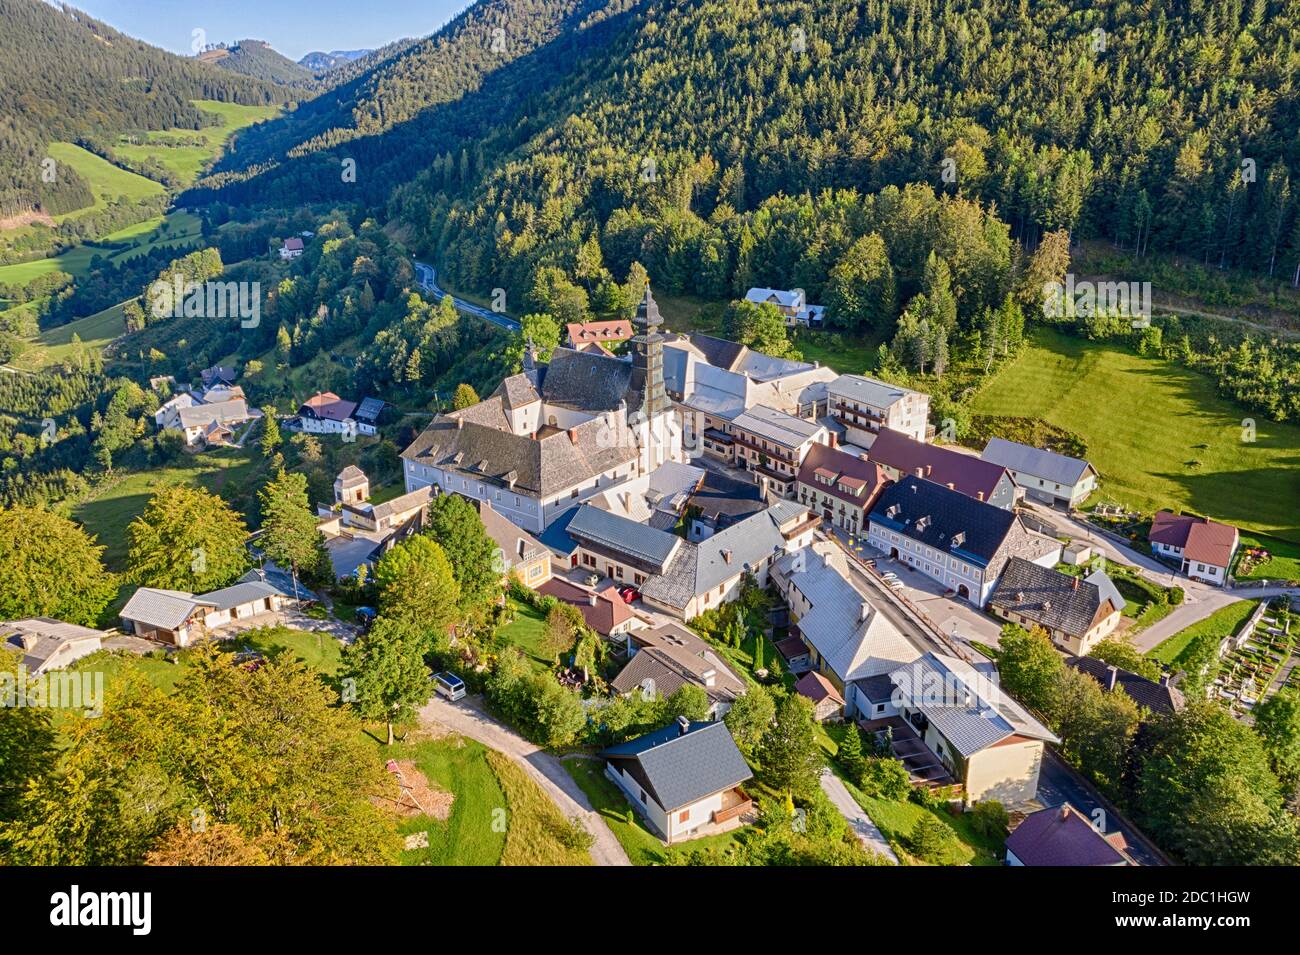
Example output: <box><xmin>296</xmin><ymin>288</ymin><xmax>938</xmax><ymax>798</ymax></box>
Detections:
<box><xmin>1148</xmin><ymin>510</ymin><xmax>1239</xmax><ymax>586</ymax></box>
<box><xmin>536</xmin><ymin>577</ymin><xmax>646</xmax><ymax>638</ymax></box>
<box><xmin>867</xmin><ymin>428</ymin><xmax>1017</xmax><ymax>509</ymax></box>
<box><xmin>278</xmin><ymin>236</ymin><xmax>304</xmax><ymax>260</ymax></box>
<box><xmin>1006</xmin><ymin>803</ymin><xmax>1132</xmax><ymax>866</ymax></box>
<box><xmin>795</xmin><ymin>442</ymin><xmax>888</xmax><ymax>536</ymax></box>
<box><xmin>297</xmin><ymin>392</ymin><xmax>359</xmax><ymax>437</ymax></box>
<box><xmin>565</xmin><ymin>319</ymin><xmax>633</xmax><ymax>354</ymax></box>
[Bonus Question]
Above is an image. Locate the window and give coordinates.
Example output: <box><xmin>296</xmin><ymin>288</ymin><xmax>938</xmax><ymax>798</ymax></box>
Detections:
<box><xmin>679</xmin><ymin>809</ymin><xmax>690</xmax><ymax>823</ymax></box>
<box><xmin>640</xmin><ymin>790</ymin><xmax>647</xmax><ymax>803</ymax></box>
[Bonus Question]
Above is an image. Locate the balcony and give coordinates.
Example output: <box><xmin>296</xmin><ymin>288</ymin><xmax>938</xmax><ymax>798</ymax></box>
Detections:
<box><xmin>711</xmin><ymin>787</ymin><xmax>753</xmax><ymax>824</ymax></box>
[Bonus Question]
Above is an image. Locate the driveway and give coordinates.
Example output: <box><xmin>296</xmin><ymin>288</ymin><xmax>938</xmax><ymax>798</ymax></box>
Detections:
<box><xmin>819</xmin><ymin>769</ymin><xmax>899</xmax><ymax>863</ymax></box>
<box><xmin>419</xmin><ymin>694</ymin><xmax>631</xmax><ymax>866</ymax></box>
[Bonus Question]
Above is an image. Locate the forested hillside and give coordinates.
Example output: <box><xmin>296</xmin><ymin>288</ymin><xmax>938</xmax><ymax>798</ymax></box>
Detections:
<box><xmin>0</xmin><ymin>0</ymin><xmax>289</xmax><ymax>218</ymax></box>
<box><xmin>195</xmin><ymin>0</ymin><xmax>1300</xmax><ymax>310</ymax></box>
<box><xmin>200</xmin><ymin>40</ymin><xmax>318</xmax><ymax>86</ymax></box>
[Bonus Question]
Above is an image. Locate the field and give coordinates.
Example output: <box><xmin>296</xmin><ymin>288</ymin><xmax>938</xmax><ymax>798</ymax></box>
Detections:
<box><xmin>46</xmin><ymin>142</ymin><xmax>166</xmax><ymax>223</ymax></box>
<box><xmin>1147</xmin><ymin>599</ymin><xmax>1260</xmax><ymax>666</ymax></box>
<box><xmin>112</xmin><ymin>100</ymin><xmax>281</xmax><ymax>186</ymax></box>
<box><xmin>10</xmin><ymin>299</ymin><xmax>131</xmax><ymax>370</ymax></box>
<box><xmin>70</xmin><ymin>445</ymin><xmax>270</xmax><ymax>571</ymax></box>
<box><xmin>0</xmin><ymin>210</ymin><xmax>203</xmax><ymax>286</ymax></box>
<box><xmin>973</xmin><ymin>327</ymin><xmax>1300</xmax><ymax>543</ymax></box>
<box><xmin>496</xmin><ymin>597</ymin><xmax>553</xmax><ymax>669</ymax></box>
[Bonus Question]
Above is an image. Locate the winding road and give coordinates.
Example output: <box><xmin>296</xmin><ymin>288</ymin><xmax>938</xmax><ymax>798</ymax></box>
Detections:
<box><xmin>412</xmin><ymin>260</ymin><xmax>521</xmax><ymax>332</ymax></box>
<box><xmin>419</xmin><ymin>693</ymin><xmax>630</xmax><ymax>866</ymax></box>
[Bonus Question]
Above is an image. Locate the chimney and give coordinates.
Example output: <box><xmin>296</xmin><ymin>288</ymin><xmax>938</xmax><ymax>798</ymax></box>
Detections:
<box><xmin>1015</xmin><ymin>591</ymin><xmax>1024</xmax><ymax>604</ymax></box>
<box><xmin>1059</xmin><ymin>805</ymin><xmax>1070</xmax><ymax>821</ymax></box>
<box><xmin>976</xmin><ymin>491</ymin><xmax>985</xmax><ymax>501</ymax></box>
<box><xmin>568</xmin><ymin>428</ymin><xmax>579</xmax><ymax>445</ymax></box>
<box><xmin>676</xmin><ymin>714</ymin><xmax>690</xmax><ymax>736</ymax></box>
<box><xmin>1107</xmin><ymin>666</ymin><xmax>1119</xmax><ymax>691</ymax></box>
<box><xmin>702</xmin><ymin>669</ymin><xmax>716</xmax><ymax>688</ymax></box>
<box><xmin>925</xmin><ymin>465</ymin><xmax>932</xmax><ymax>477</ymax></box>
<box><xmin>947</xmin><ymin>482</ymin><xmax>955</xmax><ymax>490</ymax></box>
<box><xmin>456</xmin><ymin>417</ymin><xmax>464</xmax><ymax>430</ymax></box>
<box><xmin>722</xmin><ymin>549</ymin><xmax>733</xmax><ymax>564</ymax></box>
<box><xmin>1158</xmin><ymin>673</ymin><xmax>1171</xmax><ymax>687</ymax></box>
<box><xmin>914</xmin><ymin>466</ymin><xmax>925</xmax><ymax>479</ymax></box>
<box><xmin>588</xmin><ymin>593</ymin><xmax>598</xmax><ymax>607</ymax></box>
<box><xmin>1072</xmin><ymin>576</ymin><xmax>1080</xmax><ymax>591</ymax></box>
<box><xmin>860</xmin><ymin>602</ymin><xmax>870</xmax><ymax>622</ymax></box>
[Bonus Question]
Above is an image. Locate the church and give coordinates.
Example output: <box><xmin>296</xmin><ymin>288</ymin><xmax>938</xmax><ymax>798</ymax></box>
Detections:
<box><xmin>400</xmin><ymin>286</ymin><xmax>685</xmax><ymax>533</ymax></box>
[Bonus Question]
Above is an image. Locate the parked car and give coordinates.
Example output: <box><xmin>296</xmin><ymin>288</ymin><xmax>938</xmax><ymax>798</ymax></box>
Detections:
<box><xmin>887</xmin><ymin>580</ymin><xmax>905</xmax><ymax>591</ymax></box>
<box><xmin>618</xmin><ymin>585</ymin><xmax>638</xmax><ymax>604</ymax></box>
<box><xmin>584</xmin><ymin>573</ymin><xmax>601</xmax><ymax>587</ymax></box>
<box><xmin>355</xmin><ymin>606</ymin><xmax>378</xmax><ymax>629</ymax></box>
<box><xmin>432</xmin><ymin>671</ymin><xmax>466</xmax><ymax>701</ymax></box>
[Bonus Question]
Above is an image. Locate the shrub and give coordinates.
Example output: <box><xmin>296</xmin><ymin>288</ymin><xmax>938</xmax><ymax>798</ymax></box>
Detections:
<box><xmin>1168</xmin><ymin>586</ymin><xmax>1185</xmax><ymax>605</ymax></box>
<box><xmin>904</xmin><ymin>815</ymin><xmax>961</xmax><ymax>864</ymax></box>
<box><xmin>969</xmin><ymin>800</ymin><xmax>1010</xmax><ymax>839</ymax></box>
<box><xmin>859</xmin><ymin>757</ymin><xmax>912</xmax><ymax>801</ymax></box>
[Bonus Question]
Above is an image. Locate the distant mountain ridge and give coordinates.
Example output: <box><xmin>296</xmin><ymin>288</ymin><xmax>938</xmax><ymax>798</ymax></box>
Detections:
<box><xmin>199</xmin><ymin>39</ymin><xmax>317</xmax><ymax>86</ymax></box>
<box><xmin>299</xmin><ymin>49</ymin><xmax>373</xmax><ymax>73</ymax></box>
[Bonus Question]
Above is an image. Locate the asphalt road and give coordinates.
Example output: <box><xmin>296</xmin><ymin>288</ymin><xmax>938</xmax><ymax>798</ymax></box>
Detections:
<box><xmin>412</xmin><ymin>260</ymin><xmax>521</xmax><ymax>332</ymax></box>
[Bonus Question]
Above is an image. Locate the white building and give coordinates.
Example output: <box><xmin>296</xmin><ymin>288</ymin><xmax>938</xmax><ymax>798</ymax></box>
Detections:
<box><xmin>826</xmin><ymin>374</ymin><xmax>930</xmax><ymax>447</ymax></box>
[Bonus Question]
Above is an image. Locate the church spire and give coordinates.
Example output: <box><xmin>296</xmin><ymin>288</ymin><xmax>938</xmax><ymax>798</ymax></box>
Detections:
<box><xmin>628</xmin><ymin>283</ymin><xmax>669</xmax><ymax>418</ymax></box>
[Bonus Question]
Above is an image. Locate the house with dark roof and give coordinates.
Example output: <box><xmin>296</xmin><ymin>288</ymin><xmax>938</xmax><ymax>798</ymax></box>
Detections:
<box><xmin>826</xmin><ymin>374</ymin><xmax>930</xmax><ymax>447</ymax></box>
<box><xmin>200</xmin><ymin>365</ymin><xmax>238</xmax><ymax>388</ymax></box>
<box><xmin>1147</xmin><ymin>510</ymin><xmax>1239</xmax><ymax>586</ymax></box>
<box><xmin>744</xmin><ymin>286</ymin><xmax>826</xmax><ymax>326</ymax></box>
<box><xmin>866</xmin><ymin>477</ymin><xmax>1062</xmax><ymax>606</ymax></box>
<box><xmin>685</xmin><ymin>469</ymin><xmax>767</xmax><ymax>540</ymax></box>
<box><xmin>888</xmin><ymin>652</ymin><xmax>1059</xmax><ymax>803</ymax></box>
<box><xmin>1006</xmin><ymin>803</ymin><xmax>1132</xmax><ymax>866</ymax></box>
<box><xmin>479</xmin><ymin>500</ymin><xmax>552</xmax><ymax>588</ymax></box>
<box><xmin>980</xmin><ymin>437</ymin><xmax>1098</xmax><ymax>508</ymax></box>
<box><xmin>401</xmin><ymin>288</ymin><xmax>684</xmax><ymax>534</ymax></box>
<box><xmin>611</xmin><ymin>621</ymin><xmax>745</xmax><ymax>716</ymax></box>
<box><xmin>353</xmin><ymin>397</ymin><xmax>386</xmax><ymax>435</ymax></box>
<box><xmin>601</xmin><ymin>718</ymin><xmax>753</xmax><ymax>842</ymax></box>
<box><xmin>987</xmin><ymin>558</ymin><xmax>1122</xmax><ymax>655</ymax></box>
<box><xmin>1066</xmin><ymin>656</ymin><xmax>1185</xmax><ymax>715</ymax></box>
<box><xmin>868</xmin><ymin>428</ymin><xmax>1017</xmax><ymax>509</ymax></box>
<box><xmin>795</xmin><ymin>442</ymin><xmax>889</xmax><ymax>535</ymax></box>
<box><xmin>2</xmin><ymin>618</ymin><xmax>105</xmax><ymax>676</ymax></box>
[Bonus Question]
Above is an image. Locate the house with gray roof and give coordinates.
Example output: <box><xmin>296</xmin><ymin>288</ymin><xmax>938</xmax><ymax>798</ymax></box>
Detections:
<box><xmin>888</xmin><ymin>651</ymin><xmax>1059</xmax><ymax>803</ymax></box>
<box><xmin>610</xmin><ymin>626</ymin><xmax>746</xmax><ymax>717</ymax></box>
<box><xmin>173</xmin><ymin>398</ymin><xmax>257</xmax><ymax>449</ymax></box>
<box><xmin>601</xmin><ymin>717</ymin><xmax>753</xmax><ymax>842</ymax></box>
<box><xmin>827</xmin><ymin>374</ymin><xmax>930</xmax><ymax>447</ymax></box>
<box><xmin>638</xmin><ymin>500</ymin><xmax>817</xmax><ymax>620</ymax></box>
<box><xmin>988</xmin><ymin>558</ymin><xmax>1122</xmax><ymax>655</ymax></box>
<box><xmin>726</xmin><ymin>404</ymin><xmax>830</xmax><ymax>499</ymax></box>
<box><xmin>120</xmin><ymin>580</ymin><xmax>287</xmax><ymax>647</ymax></box>
<box><xmin>980</xmin><ymin>437</ymin><xmax>1099</xmax><ymax>508</ymax></box>
<box><xmin>2</xmin><ymin>618</ymin><xmax>105</xmax><ymax>676</ymax></box>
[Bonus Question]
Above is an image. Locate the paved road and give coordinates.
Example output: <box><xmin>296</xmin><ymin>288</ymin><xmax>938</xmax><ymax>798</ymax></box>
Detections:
<box><xmin>419</xmin><ymin>694</ymin><xmax>631</xmax><ymax>866</ymax></box>
<box><xmin>819</xmin><ymin>769</ymin><xmax>899</xmax><ymax>863</ymax></box>
<box><xmin>413</xmin><ymin>260</ymin><xmax>521</xmax><ymax>332</ymax></box>
<box><xmin>1035</xmin><ymin>750</ymin><xmax>1167</xmax><ymax>866</ymax></box>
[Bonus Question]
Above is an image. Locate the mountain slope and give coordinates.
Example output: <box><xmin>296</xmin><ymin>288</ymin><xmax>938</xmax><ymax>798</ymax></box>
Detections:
<box><xmin>299</xmin><ymin>49</ymin><xmax>373</xmax><ymax>73</ymax></box>
<box><xmin>0</xmin><ymin>0</ymin><xmax>289</xmax><ymax>218</ymax></box>
<box><xmin>199</xmin><ymin>40</ymin><xmax>317</xmax><ymax>86</ymax></box>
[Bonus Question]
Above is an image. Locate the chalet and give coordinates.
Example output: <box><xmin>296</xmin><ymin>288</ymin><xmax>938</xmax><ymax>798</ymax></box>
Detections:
<box><xmin>1147</xmin><ymin>510</ymin><xmax>1239</xmax><ymax>586</ymax></box>
<box><xmin>120</xmin><ymin>580</ymin><xmax>286</xmax><ymax>647</ymax></box>
<box><xmin>980</xmin><ymin>438</ymin><xmax>1098</xmax><ymax>509</ymax></box>
<box><xmin>826</xmin><ymin>374</ymin><xmax>930</xmax><ymax>447</ymax></box>
<box><xmin>744</xmin><ymin>287</ymin><xmax>825</xmax><ymax>326</ymax></box>
<box><xmin>866</xmin><ymin>477</ymin><xmax>1062</xmax><ymax>606</ymax></box>
<box><xmin>1006</xmin><ymin>803</ymin><xmax>1132</xmax><ymax>866</ymax></box>
<box><xmin>175</xmin><ymin>399</ymin><xmax>257</xmax><ymax>449</ymax></box>
<box><xmin>154</xmin><ymin>392</ymin><xmax>198</xmax><ymax>430</ymax></box>
<box><xmin>279</xmin><ymin>237</ymin><xmax>304</xmax><ymax>260</ymax></box>
<box><xmin>601</xmin><ymin>718</ymin><xmax>753</xmax><ymax>843</ymax></box>
<box><xmin>1</xmin><ymin>618</ymin><xmax>105</xmax><ymax>676</ymax></box>
<box><xmin>795</xmin><ymin>442</ymin><xmax>889</xmax><ymax>536</ymax></box>
<box><xmin>298</xmin><ymin>392</ymin><xmax>359</xmax><ymax>436</ymax></box>
<box><xmin>867</xmin><ymin>428</ymin><xmax>1017</xmax><ymax>509</ymax></box>
<box><xmin>726</xmin><ymin>404</ymin><xmax>830</xmax><ymax>499</ymax></box>
<box><xmin>987</xmin><ymin>558</ymin><xmax>1122</xmax><ymax>655</ymax></box>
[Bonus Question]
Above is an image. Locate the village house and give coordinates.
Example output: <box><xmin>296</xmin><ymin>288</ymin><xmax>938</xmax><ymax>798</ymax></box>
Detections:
<box><xmin>120</xmin><ymin>580</ymin><xmax>289</xmax><ymax>647</ymax></box>
<box><xmin>826</xmin><ymin>374</ymin><xmax>931</xmax><ymax>447</ymax></box>
<box><xmin>771</xmin><ymin>542</ymin><xmax>922</xmax><ymax>706</ymax></box>
<box><xmin>610</xmin><ymin>621</ymin><xmax>746</xmax><ymax>717</ymax></box>
<box><xmin>565</xmin><ymin>318</ymin><xmax>633</xmax><ymax>354</ymax></box>
<box><xmin>1066</xmin><ymin>656</ymin><xmax>1186</xmax><ymax>716</ymax></box>
<box><xmin>794</xmin><ymin>671</ymin><xmax>846</xmax><ymax>721</ymax></box>
<box><xmin>726</xmin><ymin>404</ymin><xmax>831</xmax><ymax>499</ymax></box>
<box><xmin>479</xmin><ymin>500</ymin><xmax>552</xmax><ymax>588</ymax></box>
<box><xmin>744</xmin><ymin>286</ymin><xmax>825</xmax><ymax>326</ymax></box>
<box><xmin>353</xmin><ymin>396</ymin><xmax>386</xmax><ymax>436</ymax></box>
<box><xmin>174</xmin><ymin>399</ymin><xmax>258</xmax><ymax>449</ymax></box>
<box><xmin>2</xmin><ymin>618</ymin><xmax>105</xmax><ymax>676</ymax></box>
<box><xmin>401</xmin><ymin>288</ymin><xmax>683</xmax><ymax>534</ymax></box>
<box><xmin>297</xmin><ymin>392</ymin><xmax>360</xmax><ymax>436</ymax></box>
<box><xmin>987</xmin><ymin>558</ymin><xmax>1123</xmax><ymax>655</ymax></box>
<box><xmin>536</xmin><ymin>577</ymin><xmax>645</xmax><ymax>638</ymax></box>
<box><xmin>279</xmin><ymin>236</ymin><xmax>304</xmax><ymax>259</ymax></box>
<box><xmin>1006</xmin><ymin>803</ymin><xmax>1133</xmax><ymax>866</ymax></box>
<box><xmin>601</xmin><ymin>718</ymin><xmax>753</xmax><ymax>843</ymax></box>
<box><xmin>1147</xmin><ymin>510</ymin><xmax>1239</xmax><ymax>586</ymax></box>
<box><xmin>200</xmin><ymin>365</ymin><xmax>238</xmax><ymax>389</ymax></box>
<box><xmin>684</xmin><ymin>469</ymin><xmax>767</xmax><ymax>541</ymax></box>
<box><xmin>867</xmin><ymin>428</ymin><xmax>1018</xmax><ymax>509</ymax></box>
<box><xmin>795</xmin><ymin>442</ymin><xmax>889</xmax><ymax>536</ymax></box>
<box><xmin>866</xmin><ymin>477</ymin><xmax>1062</xmax><ymax>606</ymax></box>
<box><xmin>980</xmin><ymin>437</ymin><xmax>1099</xmax><ymax>509</ymax></box>
<box><xmin>885</xmin><ymin>651</ymin><xmax>1059</xmax><ymax>803</ymax></box>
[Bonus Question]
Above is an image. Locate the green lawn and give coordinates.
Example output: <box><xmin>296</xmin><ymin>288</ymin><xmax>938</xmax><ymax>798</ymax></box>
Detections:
<box><xmin>70</xmin><ymin>446</ymin><xmax>270</xmax><ymax>571</ymax></box>
<box><xmin>496</xmin><ymin>597</ymin><xmax>554</xmax><ymax>669</ymax></box>
<box><xmin>1147</xmin><ymin>599</ymin><xmax>1260</xmax><ymax>666</ymax></box>
<box><xmin>112</xmin><ymin>101</ymin><xmax>280</xmax><ymax>186</ymax></box>
<box><xmin>11</xmin><ymin>299</ymin><xmax>130</xmax><ymax>370</ymax></box>
<box><xmin>1234</xmin><ymin>533</ymin><xmax>1300</xmax><ymax>583</ymax></box>
<box><xmin>973</xmin><ymin>326</ymin><xmax>1300</xmax><ymax>543</ymax></box>
<box><xmin>0</xmin><ymin>211</ymin><xmax>203</xmax><ymax>286</ymax></box>
<box><xmin>562</xmin><ymin>756</ymin><xmax>749</xmax><ymax>865</ymax></box>
<box><xmin>46</xmin><ymin>142</ymin><xmax>165</xmax><ymax>223</ymax></box>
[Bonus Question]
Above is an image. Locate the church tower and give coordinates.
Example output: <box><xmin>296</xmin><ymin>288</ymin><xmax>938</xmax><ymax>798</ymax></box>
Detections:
<box><xmin>626</xmin><ymin>285</ymin><xmax>682</xmax><ymax>471</ymax></box>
